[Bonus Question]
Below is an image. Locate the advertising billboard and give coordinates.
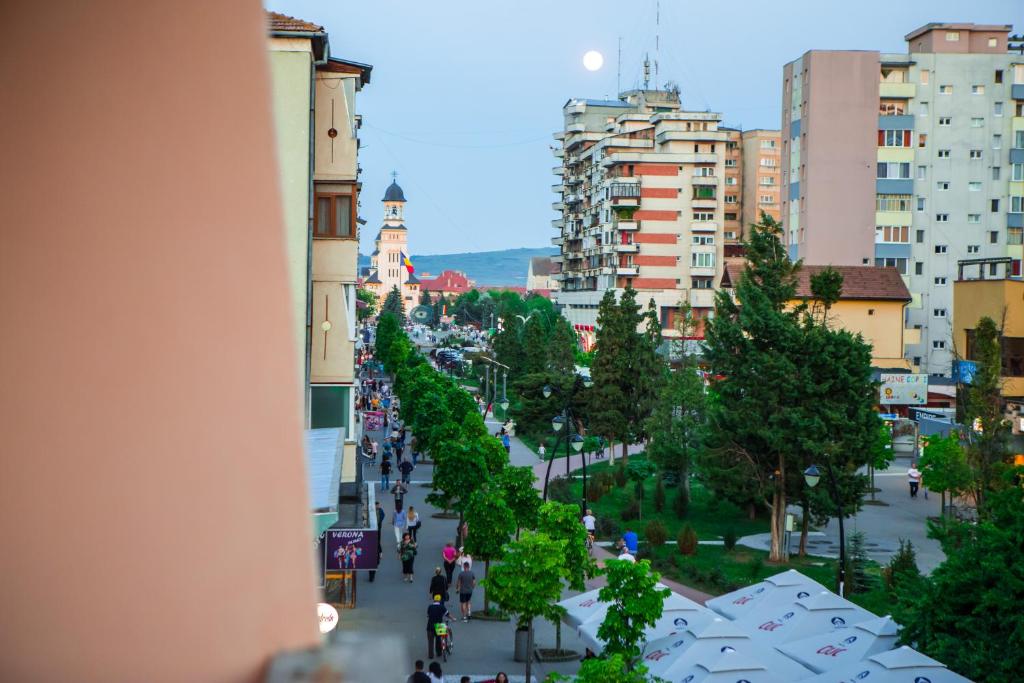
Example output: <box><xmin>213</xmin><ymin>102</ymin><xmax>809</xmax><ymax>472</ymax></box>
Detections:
<box><xmin>879</xmin><ymin>373</ymin><xmax>928</xmax><ymax>405</ymax></box>
<box><xmin>324</xmin><ymin>527</ymin><xmax>380</xmax><ymax>571</ymax></box>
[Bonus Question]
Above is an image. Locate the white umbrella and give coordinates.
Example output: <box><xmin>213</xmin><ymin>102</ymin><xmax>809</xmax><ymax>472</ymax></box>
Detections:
<box><xmin>707</xmin><ymin>569</ymin><xmax>826</xmax><ymax>620</ymax></box>
<box><xmin>643</xmin><ymin>618</ymin><xmax>815</xmax><ymax>681</ymax></box>
<box><xmin>658</xmin><ymin>648</ymin><xmax>793</xmax><ymax>683</ymax></box>
<box><xmin>776</xmin><ymin>615</ymin><xmax>899</xmax><ymax>674</ymax></box>
<box><xmin>557</xmin><ymin>587</ymin><xmax>607</xmax><ymax>629</ymax></box>
<box><xmin>734</xmin><ymin>591</ymin><xmax>876</xmax><ymax>646</ymax></box>
<box><xmin>577</xmin><ymin>607</ymin><xmax>719</xmax><ymax>655</ymax></box>
<box><xmin>802</xmin><ymin>645</ymin><xmax>973</xmax><ymax>683</ymax></box>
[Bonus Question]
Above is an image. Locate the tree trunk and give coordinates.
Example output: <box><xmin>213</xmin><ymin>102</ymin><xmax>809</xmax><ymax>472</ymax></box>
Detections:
<box><xmin>747</xmin><ymin>502</ymin><xmax>756</xmax><ymax>521</ymax></box>
<box><xmin>484</xmin><ymin>559</ymin><xmax>491</xmax><ymax>613</ymax></box>
<box><xmin>681</xmin><ymin>462</ymin><xmax>691</xmax><ymax>504</ymax></box>
<box><xmin>868</xmin><ymin>463</ymin><xmax>876</xmax><ymax>501</ymax></box>
<box><xmin>555</xmin><ymin>618</ymin><xmax>562</xmax><ymax>652</ymax></box>
<box><xmin>621</xmin><ymin>441</ymin><xmax>629</xmax><ymax>466</ymax></box>
<box><xmin>525</xmin><ymin>618</ymin><xmax>534</xmax><ymax>683</ymax></box>
<box><xmin>798</xmin><ymin>501</ymin><xmax>809</xmax><ymax>557</ymax></box>
<box><xmin>941</xmin><ymin>490</ymin><xmax>946</xmax><ymax>518</ymax></box>
<box><xmin>768</xmin><ymin>457</ymin><xmax>787</xmax><ymax>563</ymax></box>
<box><xmin>457</xmin><ymin>511</ymin><xmax>464</xmax><ymax>548</ymax></box>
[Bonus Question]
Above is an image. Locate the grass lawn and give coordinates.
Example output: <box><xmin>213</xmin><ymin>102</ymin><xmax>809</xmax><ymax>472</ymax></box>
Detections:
<box><xmin>562</xmin><ymin>455</ymin><xmax>893</xmax><ymax>616</ymax></box>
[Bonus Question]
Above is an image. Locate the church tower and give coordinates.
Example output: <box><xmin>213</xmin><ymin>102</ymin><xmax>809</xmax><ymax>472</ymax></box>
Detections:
<box><xmin>364</xmin><ymin>173</ymin><xmax>419</xmax><ymax>309</ymax></box>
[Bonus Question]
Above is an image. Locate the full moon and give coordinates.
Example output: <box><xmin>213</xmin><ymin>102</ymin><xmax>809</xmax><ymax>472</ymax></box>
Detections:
<box><xmin>583</xmin><ymin>50</ymin><xmax>604</xmax><ymax>72</ymax></box>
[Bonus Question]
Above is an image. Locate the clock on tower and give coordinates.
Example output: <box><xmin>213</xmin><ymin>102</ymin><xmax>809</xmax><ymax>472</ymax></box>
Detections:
<box><xmin>382</xmin><ymin>173</ymin><xmax>406</xmax><ymax>225</ymax></box>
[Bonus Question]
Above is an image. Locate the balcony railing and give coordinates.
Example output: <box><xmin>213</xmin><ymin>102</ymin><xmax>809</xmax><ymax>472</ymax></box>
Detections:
<box><xmin>609</xmin><ymin>183</ymin><xmax>642</xmax><ymax>198</ymax></box>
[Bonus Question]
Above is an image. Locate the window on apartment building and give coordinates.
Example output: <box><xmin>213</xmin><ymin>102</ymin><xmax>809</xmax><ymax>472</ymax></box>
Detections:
<box><xmin>1012</xmin><ymin>196</ymin><xmax>1024</xmax><ymax>212</ymax></box>
<box><xmin>990</xmin><ymin>231</ymin><xmax>999</xmax><ymax>244</ymax></box>
<box><xmin>917</xmin><ymin>197</ymin><xmax>926</xmax><ymax>211</ymax></box>
<box><xmin>693</xmin><ymin>211</ymin><xmax>714</xmax><ymax>221</ymax></box>
<box><xmin>876</xmin><ymin>225</ymin><xmax>909</xmax><ymax>243</ymax></box>
<box><xmin>725</xmin><ymin>195</ymin><xmax>738</xmax><ymax>204</ymax></box>
<box><xmin>989</xmin><ymin>263</ymin><xmax>999</xmax><ymax>276</ymax></box>
<box><xmin>994</xmin><ymin>102</ymin><xmax>1004</xmax><ymax>116</ymax></box>
<box><xmin>693</xmin><ymin>186</ymin><xmax>716</xmax><ymax>200</ymax></box>
<box><xmin>1009</xmin><ymin>227</ymin><xmax>1024</xmax><ymax>245</ymax></box>
<box><xmin>995</xmin><ymin>69</ymin><xmax>1004</xmax><ymax>83</ymax></box>
<box><xmin>878</xmin><ymin>162</ymin><xmax>911</xmax><ymax>179</ymax></box>
<box><xmin>938</xmin><ymin>116</ymin><xmax>951</xmax><ymax>126</ymax></box>
<box><xmin>691</xmin><ymin>252</ymin><xmax>715</xmax><ymax>268</ymax></box>
<box><xmin>1017</xmin><ymin>131</ymin><xmax>1024</xmax><ymax>148</ymax></box>
<box><xmin>725</xmin><ymin>177</ymin><xmax>737</xmax><ymax>185</ymax></box>
<box><xmin>760</xmin><ymin>139</ymin><xmax>776</xmax><ymax>149</ymax></box>
<box><xmin>918</xmin><ymin>101</ymin><xmax>929</xmax><ymax>117</ymax></box>
<box><xmin>920</xmin><ymin>69</ymin><xmax>930</xmax><ymax>84</ymax></box>
<box><xmin>994</xmin><ymin>167</ymin><xmax>1002</xmax><ymax>180</ymax></box>
<box><xmin>874</xmin><ymin>257</ymin><xmax>908</xmax><ymax>274</ymax></box>
<box><xmin>933</xmin><ymin>340</ymin><xmax>946</xmax><ymax>350</ymax></box>
<box><xmin>879</xmin><ymin>101</ymin><xmax>905</xmax><ymax>116</ymax></box>
<box><xmin>968</xmin><ymin>214</ymin><xmax>981</xmax><ymax>223</ymax></box>
<box><xmin>934</xmin><ymin>276</ymin><xmax>947</xmax><ymax>286</ymax></box>
<box><xmin>694</xmin><ymin>166</ymin><xmax>715</xmax><ymax>177</ymax></box>
<box><xmin>1013</xmin><ymin>165</ymin><xmax>1024</xmax><ymax>182</ymax></box>
<box><xmin>933</xmin><ymin>309</ymin><xmax>947</xmax><ymax>318</ymax></box>
<box><xmin>967</xmin><ymin>244</ymin><xmax>980</xmax><ymax>254</ymax></box>
<box><xmin>692</xmin><ymin>277</ymin><xmax>714</xmax><ymax>289</ymax></box>
<box><xmin>692</xmin><ymin>235</ymin><xmax>715</xmax><ymax>245</ymax></box>
<box><xmin>916</xmin><ymin>165</ymin><xmax>927</xmax><ymax>179</ymax></box>
<box><xmin>992</xmin><ymin>199</ymin><xmax>1000</xmax><ymax>212</ymax></box>
<box><xmin>725</xmin><ymin>159</ymin><xmax>737</xmax><ymax>167</ymax></box>
<box><xmin>724</xmin><ymin>212</ymin><xmax>738</xmax><ymax>221</ymax></box>
<box><xmin>916</xmin><ymin>229</ymin><xmax>925</xmax><ymax>243</ymax></box>
<box><xmin>314</xmin><ymin>193</ymin><xmax>354</xmax><ymax>238</ymax></box>
<box><xmin>760</xmin><ymin>158</ymin><xmax>778</xmax><ymax>167</ymax></box>
<box><xmin>972</xmin><ymin>85</ymin><xmax>985</xmax><ymax>95</ymax></box>
<box><xmin>945</xmin><ymin>31</ymin><xmax>960</xmax><ymax>41</ymax></box>
<box><xmin>970</xmin><ymin>149</ymin><xmax>983</xmax><ymax>160</ymax></box>
<box><xmin>935</xmin><ymin>245</ymin><xmax>948</xmax><ymax>254</ymax></box>
<box><xmin>939</xmin><ymin>85</ymin><xmax>953</xmax><ymax>94</ymax></box>
<box><xmin>915</xmin><ymin>261</ymin><xmax>924</xmax><ymax>275</ymax></box>
<box><xmin>724</xmin><ymin>231</ymin><xmax>737</xmax><ymax>240</ymax></box>
<box><xmin>759</xmin><ymin>176</ymin><xmax>776</xmax><ymax>185</ymax></box>
<box><xmin>760</xmin><ymin>195</ymin><xmax>773</xmax><ymax>204</ymax></box>
<box><xmin>879</xmin><ymin>129</ymin><xmax>911</xmax><ymax>147</ymax></box>
<box><xmin>937</xmin><ymin>181</ymin><xmax>950</xmax><ymax>191</ymax></box>
<box><xmin>876</xmin><ymin>194</ymin><xmax>912</xmax><ymax>211</ymax></box>
<box><xmin>989</xmin><ymin>38</ymin><xmax>999</xmax><ymax>48</ymax></box>
<box><xmin>913</xmin><ymin>356</ymin><xmax>922</xmax><ymax>366</ymax></box>
<box><xmin>971</xmin><ymin>117</ymin><xmax>984</xmax><ymax>127</ymax></box>
<box><xmin>937</xmin><ymin>149</ymin><xmax>950</xmax><ymax>158</ymax></box>
<box><xmin>993</xmin><ymin>134</ymin><xmax>1002</xmax><ymax>149</ymax></box>
<box><xmin>969</xmin><ymin>182</ymin><xmax>982</xmax><ymax>192</ymax></box>
<box><xmin>918</xmin><ymin>133</ymin><xmax>927</xmax><ymax>148</ymax></box>
<box><xmin>936</xmin><ymin>213</ymin><xmax>949</xmax><ymax>222</ymax></box>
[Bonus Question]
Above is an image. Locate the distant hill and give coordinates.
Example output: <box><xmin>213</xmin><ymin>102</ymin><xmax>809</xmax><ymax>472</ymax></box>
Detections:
<box><xmin>359</xmin><ymin>247</ymin><xmax>557</xmax><ymax>287</ymax></box>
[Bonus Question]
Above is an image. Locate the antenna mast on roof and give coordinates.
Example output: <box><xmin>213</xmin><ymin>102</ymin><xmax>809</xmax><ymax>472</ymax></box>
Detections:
<box><xmin>617</xmin><ymin>36</ymin><xmax>622</xmax><ymax>96</ymax></box>
<box><xmin>642</xmin><ymin>54</ymin><xmax>650</xmax><ymax>90</ymax></box>
<box><xmin>655</xmin><ymin>0</ymin><xmax>660</xmax><ymax>88</ymax></box>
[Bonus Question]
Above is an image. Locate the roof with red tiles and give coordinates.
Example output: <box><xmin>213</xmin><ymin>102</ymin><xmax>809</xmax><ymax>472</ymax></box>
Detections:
<box><xmin>266</xmin><ymin>11</ymin><xmax>324</xmax><ymax>34</ymax></box>
<box><xmin>721</xmin><ymin>263</ymin><xmax>911</xmax><ymax>302</ymax></box>
<box><xmin>419</xmin><ymin>270</ymin><xmax>474</xmax><ymax>293</ymax></box>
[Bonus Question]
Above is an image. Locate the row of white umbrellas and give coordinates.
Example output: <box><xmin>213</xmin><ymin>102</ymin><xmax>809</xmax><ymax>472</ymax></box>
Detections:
<box><xmin>556</xmin><ymin>569</ymin><xmax>972</xmax><ymax>682</ymax></box>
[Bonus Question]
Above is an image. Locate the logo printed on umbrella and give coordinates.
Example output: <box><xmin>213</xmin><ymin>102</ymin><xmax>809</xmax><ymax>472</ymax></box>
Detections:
<box><xmin>830</xmin><ymin>616</ymin><xmax>847</xmax><ymax>627</ymax></box>
<box><xmin>797</xmin><ymin>591</ymin><xmax>811</xmax><ymax>598</ymax></box>
<box><xmin>758</xmin><ymin>611</ymin><xmax>795</xmax><ymax>631</ymax></box>
<box><xmin>579</xmin><ymin>599</ymin><xmax>597</xmax><ymax>607</ymax></box>
<box><xmin>673</xmin><ymin>617</ymin><xmax>689</xmax><ymax>628</ymax></box>
<box><xmin>645</xmin><ymin>649</ymin><xmax>670</xmax><ymax>662</ymax></box>
<box><xmin>914</xmin><ymin>678</ymin><xmax>932</xmax><ymax>683</ymax></box>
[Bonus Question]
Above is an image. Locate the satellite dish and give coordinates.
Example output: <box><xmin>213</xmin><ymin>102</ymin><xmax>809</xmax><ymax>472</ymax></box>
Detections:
<box><xmin>410</xmin><ymin>305</ymin><xmax>434</xmax><ymax>324</ymax></box>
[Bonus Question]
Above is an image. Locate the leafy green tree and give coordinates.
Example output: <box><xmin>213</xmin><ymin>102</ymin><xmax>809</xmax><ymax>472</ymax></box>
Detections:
<box><xmin>537</xmin><ymin>501</ymin><xmax>598</xmax><ymax>652</ymax></box>
<box><xmin>596</xmin><ymin>559</ymin><xmax>670</xmax><ymax>663</ymax></box>
<box><xmin>381</xmin><ymin>285</ymin><xmax>406</xmax><ymax>324</ymax></box>
<box><xmin>496</xmin><ymin>466</ymin><xmax>541</xmax><ymax>537</ymax></box>
<box><xmin>486</xmin><ymin>532</ymin><xmax>566</xmax><ymax>683</ymax></box>
<box><xmin>493</xmin><ymin>312</ymin><xmax>525</xmax><ymax>376</ymax></box>
<box><xmin>919</xmin><ymin>433</ymin><xmax>972</xmax><ymax>518</ymax></box>
<box><xmin>464</xmin><ymin>485</ymin><xmax>516</xmax><ymax>614</ymax></box>
<box><xmin>419</xmin><ymin>289</ymin><xmax>432</xmax><ymax>306</ymax></box>
<box><xmin>962</xmin><ymin>316</ymin><xmax>1012</xmax><ymax>513</ymax></box>
<box><xmin>427</xmin><ymin>440</ymin><xmax>489</xmax><ymax>523</ymax></box>
<box><xmin>645</xmin><ymin>361</ymin><xmax>705</xmax><ymax>506</ymax></box>
<box><xmin>521</xmin><ymin>315</ymin><xmax>549</xmax><ymax>375</ymax></box>
<box><xmin>547</xmin><ymin>316</ymin><xmax>577</xmax><ymax>374</ymax></box>
<box><xmin>894</xmin><ymin>470</ymin><xmax>1024</xmax><ymax>682</ymax></box>
<box><xmin>545</xmin><ymin>655</ymin><xmax>652</xmax><ymax>683</ymax></box>
<box><xmin>626</xmin><ymin>461</ymin><xmax>656</xmax><ymax>519</ymax></box>
<box><xmin>374</xmin><ymin>312</ymin><xmax>401</xmax><ymax>362</ymax></box>
<box><xmin>356</xmin><ymin>287</ymin><xmax>377</xmax><ymax>321</ymax></box>
<box><xmin>588</xmin><ymin>290</ymin><xmax>631</xmax><ymax>462</ymax></box>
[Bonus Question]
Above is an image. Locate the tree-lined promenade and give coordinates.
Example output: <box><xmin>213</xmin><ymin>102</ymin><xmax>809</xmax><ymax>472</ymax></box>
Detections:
<box><xmin>368</xmin><ymin>214</ymin><xmax>1024</xmax><ymax>682</ymax></box>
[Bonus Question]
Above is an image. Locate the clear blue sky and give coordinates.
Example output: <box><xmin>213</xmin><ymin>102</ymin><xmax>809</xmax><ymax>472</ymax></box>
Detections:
<box><xmin>267</xmin><ymin>0</ymin><xmax>1021</xmax><ymax>256</ymax></box>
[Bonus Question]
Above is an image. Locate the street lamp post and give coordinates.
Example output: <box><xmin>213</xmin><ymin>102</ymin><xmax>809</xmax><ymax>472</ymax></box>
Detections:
<box><xmin>541</xmin><ymin>375</ymin><xmax>593</xmax><ymax>510</ymax></box>
<box><xmin>804</xmin><ymin>461</ymin><xmax>847</xmax><ymax>597</ymax></box>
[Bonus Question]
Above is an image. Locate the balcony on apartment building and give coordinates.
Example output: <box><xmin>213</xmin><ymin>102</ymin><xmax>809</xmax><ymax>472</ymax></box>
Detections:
<box><xmin>551</xmin><ymin>236</ymin><xmax>564</xmax><ymax>247</ymax></box>
<box><xmin>552</xmin><ymin>218</ymin><xmax>564</xmax><ymax>229</ymax></box>
<box><xmin>689</xmin><ymin>288</ymin><xmax>717</xmax><ymax>308</ymax></box>
<box><xmin>615</xmin><ymin>242</ymin><xmax>639</xmax><ymax>253</ymax></box>
<box><xmin>616</xmin><ymin>219</ymin><xmax>639</xmax><ymax>231</ymax></box>
<box><xmin>553</xmin><ymin>131</ymin><xmax>566</xmax><ymax>141</ymax></box>
<box><xmin>552</xmin><ymin>201</ymin><xmax>565</xmax><ymax>211</ymax></box>
<box><xmin>609</xmin><ymin>182</ymin><xmax>641</xmax><ymax>208</ymax></box>
<box><xmin>553</xmin><ymin>147</ymin><xmax>564</xmax><ymax>158</ymax></box>
<box><xmin>553</xmin><ymin>166</ymin><xmax>565</xmax><ymax>176</ymax></box>
<box><xmin>616</xmin><ymin>265</ymin><xmax>639</xmax><ymax>276</ymax></box>
<box><xmin>552</xmin><ymin>183</ymin><xmax>566</xmax><ymax>194</ymax></box>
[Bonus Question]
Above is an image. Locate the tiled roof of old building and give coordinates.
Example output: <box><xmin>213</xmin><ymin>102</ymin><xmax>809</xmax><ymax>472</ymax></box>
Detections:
<box><xmin>266</xmin><ymin>11</ymin><xmax>323</xmax><ymax>33</ymax></box>
<box><xmin>722</xmin><ymin>263</ymin><xmax>911</xmax><ymax>302</ymax></box>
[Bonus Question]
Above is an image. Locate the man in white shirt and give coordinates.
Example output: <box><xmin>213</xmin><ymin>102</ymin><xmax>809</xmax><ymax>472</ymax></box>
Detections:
<box><xmin>582</xmin><ymin>509</ymin><xmax>596</xmax><ymax>534</ymax></box>
<box><xmin>908</xmin><ymin>462</ymin><xmax>922</xmax><ymax>498</ymax></box>
<box><xmin>617</xmin><ymin>548</ymin><xmax>636</xmax><ymax>563</ymax></box>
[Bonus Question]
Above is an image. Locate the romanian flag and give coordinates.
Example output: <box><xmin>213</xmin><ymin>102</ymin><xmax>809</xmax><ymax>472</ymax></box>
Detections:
<box><xmin>402</xmin><ymin>252</ymin><xmax>414</xmax><ymax>275</ymax></box>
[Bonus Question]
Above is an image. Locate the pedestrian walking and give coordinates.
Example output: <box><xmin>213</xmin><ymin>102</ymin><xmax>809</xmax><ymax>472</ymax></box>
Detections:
<box><xmin>393</xmin><ymin>506</ymin><xmax>407</xmax><ymax>545</ymax></box>
<box><xmin>375</xmin><ymin>501</ymin><xmax>386</xmax><ymax>529</ymax></box>
<box><xmin>407</xmin><ymin>505</ymin><xmax>422</xmax><ymax>542</ymax></box>
<box><xmin>500</xmin><ymin>431</ymin><xmax>510</xmax><ymax>454</ymax></box>
<box><xmin>537</xmin><ymin>443</ymin><xmax>546</xmax><ymax>461</ymax></box>
<box><xmin>380</xmin><ymin>458</ymin><xmax>392</xmax><ymax>490</ymax></box>
<box><xmin>399</xmin><ymin>458</ymin><xmax>415</xmax><ymax>484</ymax></box>
<box><xmin>442</xmin><ymin>542</ymin><xmax>458</xmax><ymax>585</ymax></box>
<box><xmin>429</xmin><ymin>566</ymin><xmax>448</xmax><ymax>603</ymax></box>
<box><xmin>908</xmin><ymin>462</ymin><xmax>922</xmax><ymax>498</ymax></box>
<box><xmin>425</xmin><ymin>595</ymin><xmax>449</xmax><ymax>660</ymax></box>
<box><xmin>455</xmin><ymin>561</ymin><xmax>476</xmax><ymax>621</ymax></box>
<box><xmin>399</xmin><ymin>532</ymin><xmax>418</xmax><ymax>582</ymax></box>
<box><xmin>407</xmin><ymin>660</ymin><xmax>430</xmax><ymax>683</ymax></box>
<box><xmin>427</xmin><ymin>662</ymin><xmax>444</xmax><ymax>683</ymax></box>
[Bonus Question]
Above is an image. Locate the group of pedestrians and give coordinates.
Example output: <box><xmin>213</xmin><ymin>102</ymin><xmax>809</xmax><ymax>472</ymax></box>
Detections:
<box><xmin>407</xmin><ymin>660</ymin><xmax>509</xmax><ymax>683</ymax></box>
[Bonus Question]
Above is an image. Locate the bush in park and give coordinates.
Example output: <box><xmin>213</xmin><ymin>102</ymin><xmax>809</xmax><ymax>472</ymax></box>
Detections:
<box><xmin>586</xmin><ymin>482</ymin><xmax>605</xmax><ymax>504</ymax></box>
<box><xmin>595</xmin><ymin>516</ymin><xmax>618</xmax><ymax>540</ymax></box>
<box><xmin>613</xmin><ymin>462</ymin><xmax>627</xmax><ymax>488</ymax></box>
<box><xmin>644</xmin><ymin>519</ymin><xmax>668</xmax><ymax>548</ymax></box>
<box><xmin>546</xmin><ymin>476</ymin><xmax>574</xmax><ymax>505</ymax></box>
<box><xmin>673</xmin><ymin>488</ymin><xmax>689</xmax><ymax>519</ymax></box>
<box><xmin>620</xmin><ymin>494</ymin><xmax>640</xmax><ymax>521</ymax></box>
<box><xmin>884</xmin><ymin>538</ymin><xmax>921</xmax><ymax>593</ymax></box>
<box><xmin>677</xmin><ymin>524</ymin><xmax>698</xmax><ymax>555</ymax></box>
<box><xmin>722</xmin><ymin>527</ymin><xmax>738</xmax><ymax>552</ymax></box>
<box><xmin>653</xmin><ymin>476</ymin><xmax>666</xmax><ymax>513</ymax></box>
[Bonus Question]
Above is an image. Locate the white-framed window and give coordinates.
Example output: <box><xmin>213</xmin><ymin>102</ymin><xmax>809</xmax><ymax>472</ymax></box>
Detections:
<box><xmin>876</xmin><ymin>194</ymin><xmax>913</xmax><ymax>211</ymax></box>
<box><xmin>967</xmin><ymin>245</ymin><xmax>980</xmax><ymax>254</ymax></box>
<box><xmin>725</xmin><ymin>176</ymin><xmax>737</xmax><ymax>185</ymax></box>
<box><xmin>945</xmin><ymin>31</ymin><xmax>959</xmax><ymax>41</ymax></box>
<box><xmin>1011</xmin><ymin>196</ymin><xmax>1024</xmax><ymax>213</ymax></box>
<box><xmin>933</xmin><ymin>308</ymin><xmax>947</xmax><ymax>318</ymax></box>
<box><xmin>692</xmin><ymin>211</ymin><xmax>714</xmax><ymax>221</ymax></box>
<box><xmin>968</xmin><ymin>214</ymin><xmax>981</xmax><ymax>223</ymax></box>
<box><xmin>917</xmin><ymin>197</ymin><xmax>926</xmax><ymax>211</ymax></box>
<box><xmin>759</xmin><ymin>176</ymin><xmax>775</xmax><ymax>185</ymax></box>
<box><xmin>759</xmin><ymin>158</ymin><xmax>778</xmax><ymax>167</ymax></box>
<box><xmin>993</xmin><ymin>134</ymin><xmax>1002</xmax><ymax>149</ymax></box>
<box><xmin>934</xmin><ymin>276</ymin><xmax>947</xmax><ymax>286</ymax></box>
<box><xmin>994</xmin><ymin>102</ymin><xmax>1004</xmax><ymax>116</ymax></box>
<box><xmin>760</xmin><ymin>194</ymin><xmax>774</xmax><ymax>204</ymax></box>
<box><xmin>937</xmin><ymin>181</ymin><xmax>950</xmax><ymax>191</ymax></box>
<box><xmin>725</xmin><ymin>195</ymin><xmax>737</xmax><ymax>204</ymax></box>
<box><xmin>971</xmin><ymin>117</ymin><xmax>984</xmax><ymax>127</ymax></box>
<box><xmin>875</xmin><ymin>225</ymin><xmax>909</xmax><ymax>243</ymax></box>
<box><xmin>939</xmin><ymin>84</ymin><xmax>953</xmax><ymax>94</ymax></box>
<box><xmin>878</xmin><ymin>162</ymin><xmax>911</xmax><ymax>179</ymax></box>
<box><xmin>920</xmin><ymin>69</ymin><xmax>930</xmax><ymax>85</ymax></box>
<box><xmin>916</xmin><ymin>165</ymin><xmax>927</xmax><ymax>179</ymax></box>
<box><xmin>880</xmin><ymin>129</ymin><xmax>911</xmax><ymax>147</ymax></box>
<box><xmin>723</xmin><ymin>231</ymin><xmax>737</xmax><ymax>240</ymax></box>
<box><xmin>994</xmin><ymin>167</ymin><xmax>1001</xmax><ymax>180</ymax></box>
<box><xmin>969</xmin><ymin>182</ymin><xmax>982</xmax><ymax>192</ymax></box>
<box><xmin>935</xmin><ymin>213</ymin><xmax>949</xmax><ymax>222</ymax></box>
<box><xmin>694</xmin><ymin>166</ymin><xmax>715</xmax><ymax>177</ymax></box>
<box><xmin>760</xmin><ymin>139</ymin><xmax>776</xmax><ymax>149</ymax></box>
<box><xmin>1012</xmin><ymin>164</ymin><xmax>1024</xmax><ymax>182</ymax></box>
<box><xmin>935</xmin><ymin>245</ymin><xmax>947</xmax><ymax>254</ymax></box>
<box><xmin>970</xmin><ymin>150</ymin><xmax>982</xmax><ymax>159</ymax></box>
<box><xmin>972</xmin><ymin>85</ymin><xmax>985</xmax><ymax>95</ymax></box>
<box><xmin>724</xmin><ymin>159</ymin><xmax>736</xmax><ymax>167</ymax></box>
<box><xmin>874</xmin><ymin>257</ymin><xmax>908</xmax><ymax>274</ymax></box>
<box><xmin>691</xmin><ymin>252</ymin><xmax>715</xmax><ymax>268</ymax></box>
<box><xmin>692</xmin><ymin>235</ymin><xmax>715</xmax><ymax>245</ymax></box>
<box><xmin>933</xmin><ymin>340</ymin><xmax>946</xmax><ymax>350</ymax></box>
<box><xmin>918</xmin><ymin>101</ymin><xmax>929</xmax><ymax>116</ymax></box>
<box><xmin>938</xmin><ymin>116</ymin><xmax>951</xmax><ymax>126</ymax></box>
<box><xmin>938</xmin><ymin>149</ymin><xmax>951</xmax><ymax>158</ymax></box>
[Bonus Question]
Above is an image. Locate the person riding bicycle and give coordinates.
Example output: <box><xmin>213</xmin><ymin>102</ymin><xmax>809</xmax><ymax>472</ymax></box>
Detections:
<box><xmin>426</xmin><ymin>594</ymin><xmax>452</xmax><ymax>660</ymax></box>
<box><xmin>582</xmin><ymin>508</ymin><xmax>596</xmax><ymax>552</ymax></box>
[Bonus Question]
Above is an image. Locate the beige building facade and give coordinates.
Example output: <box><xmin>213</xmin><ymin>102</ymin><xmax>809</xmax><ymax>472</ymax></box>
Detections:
<box><xmin>741</xmin><ymin>129</ymin><xmax>782</xmax><ymax>233</ymax></box>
